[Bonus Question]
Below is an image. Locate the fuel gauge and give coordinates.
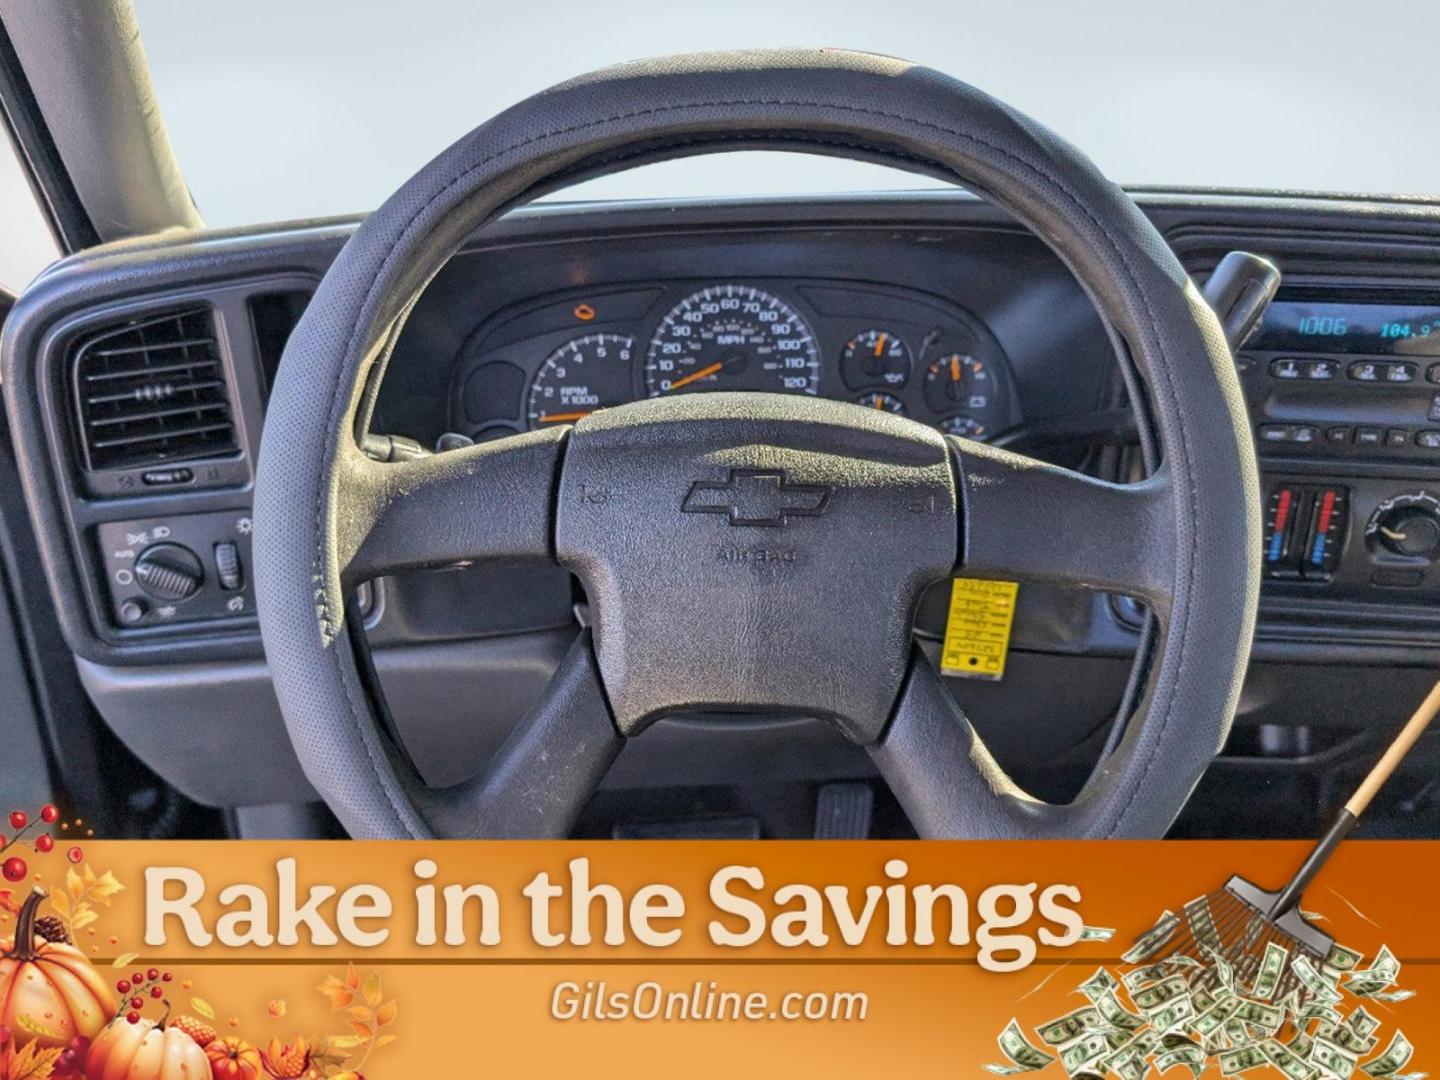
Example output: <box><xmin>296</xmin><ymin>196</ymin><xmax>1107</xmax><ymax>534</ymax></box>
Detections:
<box><xmin>841</xmin><ymin>330</ymin><xmax>911</xmax><ymax>390</ymax></box>
<box><xmin>854</xmin><ymin>391</ymin><xmax>906</xmax><ymax>414</ymax></box>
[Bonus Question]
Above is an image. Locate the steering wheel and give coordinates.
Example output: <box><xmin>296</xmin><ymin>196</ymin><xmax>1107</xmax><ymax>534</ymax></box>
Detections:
<box><xmin>253</xmin><ymin>49</ymin><xmax>1260</xmax><ymax>840</ymax></box>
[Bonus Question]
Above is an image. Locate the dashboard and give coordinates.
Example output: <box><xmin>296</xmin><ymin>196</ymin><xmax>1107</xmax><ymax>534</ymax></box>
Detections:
<box><xmin>453</xmin><ymin>279</ymin><xmax>1017</xmax><ymax>442</ymax></box>
<box><xmin>9</xmin><ymin>190</ymin><xmax>1440</xmax><ymax>823</ymax></box>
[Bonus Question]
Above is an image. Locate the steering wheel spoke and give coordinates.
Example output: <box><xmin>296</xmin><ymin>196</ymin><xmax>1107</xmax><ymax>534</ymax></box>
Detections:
<box><xmin>951</xmin><ymin>437</ymin><xmax>1175</xmax><ymax>615</ymax></box>
<box><xmin>339</xmin><ymin>427</ymin><xmax>565</xmax><ymax>586</ymax></box>
<box><xmin>404</xmin><ymin>630</ymin><xmax>623</xmax><ymax>838</ymax></box>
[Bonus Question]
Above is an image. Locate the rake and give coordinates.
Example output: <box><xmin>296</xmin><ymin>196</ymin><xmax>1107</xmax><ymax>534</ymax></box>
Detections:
<box><xmin>1128</xmin><ymin>680</ymin><xmax>1440</xmax><ymax>1004</ymax></box>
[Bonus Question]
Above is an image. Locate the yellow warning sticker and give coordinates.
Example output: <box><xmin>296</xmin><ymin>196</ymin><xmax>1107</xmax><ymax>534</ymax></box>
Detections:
<box><xmin>940</xmin><ymin>577</ymin><xmax>1019</xmax><ymax>681</ymax></box>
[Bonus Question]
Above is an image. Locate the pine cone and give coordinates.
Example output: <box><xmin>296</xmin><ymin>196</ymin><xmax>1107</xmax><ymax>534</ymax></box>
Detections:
<box><xmin>33</xmin><ymin>914</ymin><xmax>70</xmax><ymax>944</ymax></box>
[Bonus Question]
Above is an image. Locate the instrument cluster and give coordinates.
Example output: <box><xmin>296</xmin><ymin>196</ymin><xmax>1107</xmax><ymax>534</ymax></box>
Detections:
<box><xmin>451</xmin><ymin>279</ymin><xmax>1019</xmax><ymax>441</ymax></box>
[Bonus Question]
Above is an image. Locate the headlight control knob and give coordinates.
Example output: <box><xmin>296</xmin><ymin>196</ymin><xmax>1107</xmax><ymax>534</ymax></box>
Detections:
<box><xmin>133</xmin><ymin>542</ymin><xmax>204</xmax><ymax>601</ymax></box>
<box><xmin>1368</xmin><ymin>493</ymin><xmax>1440</xmax><ymax>560</ymax></box>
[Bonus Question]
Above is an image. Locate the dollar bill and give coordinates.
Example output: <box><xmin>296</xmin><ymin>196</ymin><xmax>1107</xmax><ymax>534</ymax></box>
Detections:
<box><xmin>987</xmin><ymin>1019</ymin><xmax>1057</xmax><ymax>1075</ymax></box>
<box><xmin>1193</xmin><ymin>997</ymin><xmax>1242</xmax><ymax>1039</ymax></box>
<box><xmin>1037</xmin><ymin>1007</ymin><xmax>1105</xmax><ymax>1047</ymax></box>
<box><xmin>1156</xmin><ymin>1044</ymin><xmax>1206</xmax><ymax>1078</ymax></box>
<box><xmin>1361</xmin><ymin>1032</ymin><xmax>1413</xmax><ymax>1078</ymax></box>
<box><xmin>1132</xmin><ymin>975</ymin><xmax>1189</xmax><ymax>1014</ymax></box>
<box><xmin>1060</xmin><ymin>1033</ymin><xmax>1112</xmax><ymax>1075</ymax></box>
<box><xmin>1123</xmin><ymin>911</ymin><xmax>1180</xmax><ymax>964</ymax></box>
<box><xmin>1150</xmin><ymin>995</ymin><xmax>1196</xmax><ymax>1034</ymax></box>
<box><xmin>1095</xmin><ymin>990</ymin><xmax>1146</xmax><ymax>1034</ymax></box>
<box><xmin>1123</xmin><ymin>963</ymin><xmax>1171</xmax><ymax>992</ymax></box>
<box><xmin>1264</xmin><ymin>1038</ymin><xmax>1320</xmax><ymax>1080</ymax></box>
<box><xmin>1349</xmin><ymin>1007</ymin><xmax>1382</xmax><ymax>1039</ymax></box>
<box><xmin>1325</xmin><ymin>943</ymin><xmax>1365</xmax><ymax>973</ymax></box>
<box><xmin>1203</xmin><ymin>944</ymin><xmax>1237</xmax><ymax>993</ymax></box>
<box><xmin>1289</xmin><ymin>1032</ymin><xmax>1315</xmax><ymax>1060</ymax></box>
<box><xmin>1320</xmin><ymin>1022</ymin><xmax>1379</xmax><ymax>1058</ymax></box>
<box><xmin>1345</xmin><ymin>946</ymin><xmax>1400</xmax><ymax>991</ymax></box>
<box><xmin>1251</xmin><ymin>940</ymin><xmax>1290</xmax><ymax>1001</ymax></box>
<box><xmin>1293</xmin><ymin>955</ymin><xmax>1345</xmax><ymax>1005</ymax></box>
<box><xmin>1313</xmin><ymin>1037</ymin><xmax>1360</xmax><ymax>1080</ymax></box>
<box><xmin>1184</xmin><ymin>896</ymin><xmax>1222</xmax><ymax>952</ymax></box>
<box><xmin>1232</xmin><ymin>998</ymin><xmax>1284</xmax><ymax>1034</ymax></box>
<box><xmin>1079</xmin><ymin>967</ymin><xmax>1119</xmax><ymax>1002</ymax></box>
<box><xmin>1079</xmin><ymin>925</ymin><xmax>1116</xmax><ymax>942</ymax></box>
<box><xmin>1365</xmin><ymin>989</ymin><xmax>1415</xmax><ymax>1003</ymax></box>
<box><xmin>1220</xmin><ymin>1045</ymin><xmax>1269</xmax><ymax>1075</ymax></box>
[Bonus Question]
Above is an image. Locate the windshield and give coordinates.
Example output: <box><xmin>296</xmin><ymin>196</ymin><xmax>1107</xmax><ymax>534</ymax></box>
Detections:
<box><xmin>134</xmin><ymin>0</ymin><xmax>1437</xmax><ymax>228</ymax></box>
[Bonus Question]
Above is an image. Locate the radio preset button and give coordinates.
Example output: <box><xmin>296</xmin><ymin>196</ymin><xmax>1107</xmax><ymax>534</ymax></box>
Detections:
<box><xmin>1355</xmin><ymin>427</ymin><xmax>1384</xmax><ymax>447</ymax></box>
<box><xmin>1417</xmin><ymin>431</ymin><xmax>1440</xmax><ymax>450</ymax></box>
<box><xmin>1428</xmin><ymin>362</ymin><xmax>1440</xmax><ymax>385</ymax></box>
<box><xmin>1388</xmin><ymin>363</ymin><xmax>1417</xmax><ymax>383</ymax></box>
<box><xmin>1305</xmin><ymin>360</ymin><xmax>1339</xmax><ymax>380</ymax></box>
<box><xmin>1387</xmin><ymin>428</ymin><xmax>1411</xmax><ymax>447</ymax></box>
<box><xmin>1271</xmin><ymin>359</ymin><xmax>1303</xmax><ymax>379</ymax></box>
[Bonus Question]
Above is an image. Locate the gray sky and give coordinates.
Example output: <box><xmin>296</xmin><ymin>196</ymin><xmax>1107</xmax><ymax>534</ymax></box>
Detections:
<box><xmin>6</xmin><ymin>0</ymin><xmax>1439</xmax><ymax>289</ymax></box>
<box><xmin>131</xmin><ymin>0</ymin><xmax>1440</xmax><ymax>227</ymax></box>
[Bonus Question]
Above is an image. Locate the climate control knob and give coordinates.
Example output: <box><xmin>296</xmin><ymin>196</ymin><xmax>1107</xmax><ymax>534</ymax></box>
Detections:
<box><xmin>133</xmin><ymin>542</ymin><xmax>204</xmax><ymax>601</ymax></box>
<box><xmin>1367</xmin><ymin>493</ymin><xmax>1440</xmax><ymax>560</ymax></box>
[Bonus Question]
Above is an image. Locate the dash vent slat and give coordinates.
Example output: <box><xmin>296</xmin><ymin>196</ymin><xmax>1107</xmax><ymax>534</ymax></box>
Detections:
<box><xmin>71</xmin><ymin>307</ymin><xmax>238</xmax><ymax>471</ymax></box>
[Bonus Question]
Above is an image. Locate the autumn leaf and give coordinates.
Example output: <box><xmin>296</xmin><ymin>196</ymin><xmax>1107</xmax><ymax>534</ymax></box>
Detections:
<box><xmin>88</xmin><ymin>869</ymin><xmax>123</xmax><ymax>904</ymax></box>
<box><xmin>191</xmin><ymin>997</ymin><xmax>216</xmax><ymax>1020</ymax></box>
<box><xmin>345</xmin><ymin>962</ymin><xmax>360</xmax><ymax>990</ymax></box>
<box><xmin>317</xmin><ymin>975</ymin><xmax>354</xmax><ymax>1011</ymax></box>
<box><xmin>46</xmin><ymin>891</ymin><xmax>67</xmax><ymax>919</ymax></box>
<box><xmin>111</xmin><ymin>952</ymin><xmax>138</xmax><ymax>968</ymax></box>
<box><xmin>70</xmin><ymin>907</ymin><xmax>98</xmax><ymax>932</ymax></box>
<box><xmin>323</xmin><ymin>1035</ymin><xmax>366</xmax><ymax>1052</ymax></box>
<box><xmin>0</xmin><ymin>890</ymin><xmax>19</xmax><ymax>917</ymax></box>
<box><xmin>6</xmin><ymin>1041</ymin><xmax>63</xmax><ymax>1080</ymax></box>
<box><xmin>15</xmin><ymin>1013</ymin><xmax>64</xmax><ymax>1040</ymax></box>
<box><xmin>362</xmin><ymin>971</ymin><xmax>382</xmax><ymax>1007</ymax></box>
<box><xmin>375</xmin><ymin>1000</ymin><xmax>397</xmax><ymax>1027</ymax></box>
<box><xmin>374</xmin><ymin>1034</ymin><xmax>398</xmax><ymax>1050</ymax></box>
<box><xmin>65</xmin><ymin>868</ymin><xmax>83</xmax><ymax>902</ymax></box>
<box><xmin>346</xmin><ymin>1020</ymin><xmax>374</xmax><ymax>1040</ymax></box>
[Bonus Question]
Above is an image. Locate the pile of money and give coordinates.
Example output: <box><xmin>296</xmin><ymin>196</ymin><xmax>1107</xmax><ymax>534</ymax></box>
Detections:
<box><xmin>986</xmin><ymin>908</ymin><xmax>1420</xmax><ymax>1080</ymax></box>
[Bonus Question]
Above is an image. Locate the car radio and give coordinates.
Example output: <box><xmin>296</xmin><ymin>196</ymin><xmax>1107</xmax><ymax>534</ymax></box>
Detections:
<box><xmin>1241</xmin><ymin>292</ymin><xmax>1440</xmax><ymax>594</ymax></box>
<box><xmin>1237</xmin><ymin>295</ymin><xmax>1440</xmax><ymax>458</ymax></box>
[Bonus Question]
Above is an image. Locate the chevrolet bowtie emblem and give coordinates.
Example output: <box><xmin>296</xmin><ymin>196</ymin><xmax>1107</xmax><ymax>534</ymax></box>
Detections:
<box><xmin>681</xmin><ymin>469</ymin><xmax>832</xmax><ymax>527</ymax></box>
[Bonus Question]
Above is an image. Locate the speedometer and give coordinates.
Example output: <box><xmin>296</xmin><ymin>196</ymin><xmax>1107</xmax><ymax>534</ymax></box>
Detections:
<box><xmin>645</xmin><ymin>285</ymin><xmax>820</xmax><ymax>397</ymax></box>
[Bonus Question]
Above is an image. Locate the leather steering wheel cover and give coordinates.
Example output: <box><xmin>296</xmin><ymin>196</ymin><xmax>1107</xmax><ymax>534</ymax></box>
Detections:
<box><xmin>254</xmin><ymin>48</ymin><xmax>1260</xmax><ymax>840</ymax></box>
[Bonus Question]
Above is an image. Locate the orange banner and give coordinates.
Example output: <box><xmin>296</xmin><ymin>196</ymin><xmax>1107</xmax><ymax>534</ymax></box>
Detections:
<box><xmin>0</xmin><ymin>839</ymin><xmax>1431</xmax><ymax>1078</ymax></box>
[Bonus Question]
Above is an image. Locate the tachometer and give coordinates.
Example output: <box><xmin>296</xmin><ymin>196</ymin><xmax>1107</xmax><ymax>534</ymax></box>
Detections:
<box><xmin>645</xmin><ymin>285</ymin><xmax>820</xmax><ymax>397</ymax></box>
<box><xmin>526</xmin><ymin>333</ymin><xmax>635</xmax><ymax>429</ymax></box>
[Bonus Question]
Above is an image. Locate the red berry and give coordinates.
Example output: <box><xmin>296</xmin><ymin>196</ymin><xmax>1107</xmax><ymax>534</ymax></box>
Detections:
<box><xmin>130</xmin><ymin>996</ymin><xmax>143</xmax><ymax>1010</ymax></box>
<box><xmin>59</xmin><ymin>1049</ymin><xmax>76</xmax><ymax>1066</ymax></box>
<box><xmin>150</xmin><ymin>986</ymin><xmax>162</xmax><ymax>999</ymax></box>
<box><xmin>126</xmin><ymin>1012</ymin><xmax>140</xmax><ymax>1024</ymax></box>
<box><xmin>34</xmin><ymin>834</ymin><xmax>53</xmax><ymax>853</ymax></box>
<box><xmin>40</xmin><ymin>805</ymin><xmax>58</xmax><ymax>824</ymax></box>
<box><xmin>66</xmin><ymin>846</ymin><xmax>82</xmax><ymax>864</ymax></box>
<box><xmin>116</xmin><ymin>980</ymin><xmax>130</xmax><ymax>994</ymax></box>
<box><xmin>147</xmin><ymin>967</ymin><xmax>159</xmax><ymax>981</ymax></box>
<box><xmin>131</xmin><ymin>972</ymin><xmax>144</xmax><ymax>986</ymax></box>
<box><xmin>2</xmin><ymin>857</ymin><xmax>27</xmax><ymax>883</ymax></box>
<box><xmin>161</xmin><ymin>972</ymin><xmax>173</xmax><ymax>982</ymax></box>
<box><xmin>8</xmin><ymin>811</ymin><xmax>26</xmax><ymax>831</ymax></box>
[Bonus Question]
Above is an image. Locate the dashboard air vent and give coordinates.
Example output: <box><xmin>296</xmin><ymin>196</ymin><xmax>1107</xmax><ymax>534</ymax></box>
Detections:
<box><xmin>71</xmin><ymin>307</ymin><xmax>238</xmax><ymax>471</ymax></box>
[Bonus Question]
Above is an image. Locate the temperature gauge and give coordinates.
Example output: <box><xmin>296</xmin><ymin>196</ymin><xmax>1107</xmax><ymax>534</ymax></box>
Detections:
<box><xmin>841</xmin><ymin>330</ymin><xmax>911</xmax><ymax>389</ymax></box>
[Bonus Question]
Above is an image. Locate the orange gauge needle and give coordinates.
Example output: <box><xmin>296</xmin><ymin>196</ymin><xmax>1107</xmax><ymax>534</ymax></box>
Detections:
<box><xmin>666</xmin><ymin>361</ymin><xmax>724</xmax><ymax>392</ymax></box>
<box><xmin>873</xmin><ymin>333</ymin><xmax>887</xmax><ymax>357</ymax></box>
<box><xmin>950</xmin><ymin>355</ymin><xmax>961</xmax><ymax>382</ymax></box>
<box><xmin>537</xmin><ymin>411</ymin><xmax>592</xmax><ymax>423</ymax></box>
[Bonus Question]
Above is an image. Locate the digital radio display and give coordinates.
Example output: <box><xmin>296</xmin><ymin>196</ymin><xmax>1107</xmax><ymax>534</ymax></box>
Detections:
<box><xmin>1252</xmin><ymin>300</ymin><xmax>1440</xmax><ymax>355</ymax></box>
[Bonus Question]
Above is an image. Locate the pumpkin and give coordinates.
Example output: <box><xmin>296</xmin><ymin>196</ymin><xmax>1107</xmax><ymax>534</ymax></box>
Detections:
<box><xmin>86</xmin><ymin>1014</ymin><xmax>210</xmax><ymax>1080</ymax></box>
<box><xmin>0</xmin><ymin>888</ymin><xmax>114</xmax><ymax>1049</ymax></box>
<box><xmin>206</xmin><ymin>1036</ymin><xmax>263</xmax><ymax>1080</ymax></box>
